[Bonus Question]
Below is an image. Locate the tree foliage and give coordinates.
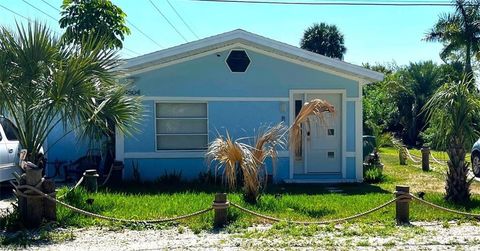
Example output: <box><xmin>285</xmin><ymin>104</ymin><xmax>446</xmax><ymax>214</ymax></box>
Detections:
<box><xmin>425</xmin><ymin>0</ymin><xmax>480</xmax><ymax>76</ymax></box>
<box><xmin>300</xmin><ymin>23</ymin><xmax>346</xmax><ymax>60</ymax></box>
<box><xmin>363</xmin><ymin>64</ymin><xmax>398</xmax><ymax>138</ymax></box>
<box><xmin>0</xmin><ymin>22</ymin><xmax>141</xmax><ymax>164</ymax></box>
<box><xmin>363</xmin><ymin>61</ymin><xmax>463</xmax><ymax>147</ymax></box>
<box><xmin>59</xmin><ymin>0</ymin><xmax>130</xmax><ymax>49</ymax></box>
<box><xmin>423</xmin><ymin>75</ymin><xmax>480</xmax><ymax>203</ymax></box>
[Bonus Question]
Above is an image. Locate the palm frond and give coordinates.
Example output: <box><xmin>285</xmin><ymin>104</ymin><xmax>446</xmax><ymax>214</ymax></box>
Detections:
<box><xmin>290</xmin><ymin>99</ymin><xmax>335</xmax><ymax>155</ymax></box>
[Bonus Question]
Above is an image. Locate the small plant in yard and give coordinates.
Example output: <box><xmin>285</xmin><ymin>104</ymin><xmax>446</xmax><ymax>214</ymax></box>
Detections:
<box><xmin>132</xmin><ymin>161</ymin><xmax>141</xmax><ymax>184</ymax></box>
<box><xmin>364</xmin><ymin>168</ymin><xmax>384</xmax><ymax>183</ymax></box>
<box><xmin>363</xmin><ymin>150</ymin><xmax>385</xmax><ymax>183</ymax></box>
<box><xmin>156</xmin><ymin>170</ymin><xmax>183</xmax><ymax>185</ymax></box>
<box><xmin>206</xmin><ymin>124</ymin><xmax>286</xmax><ymax>204</ymax></box>
<box><xmin>0</xmin><ymin>206</ymin><xmax>23</xmax><ymax>232</ymax></box>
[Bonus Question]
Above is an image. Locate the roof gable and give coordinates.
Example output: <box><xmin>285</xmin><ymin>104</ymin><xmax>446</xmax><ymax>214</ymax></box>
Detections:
<box><xmin>120</xmin><ymin>29</ymin><xmax>384</xmax><ymax>83</ymax></box>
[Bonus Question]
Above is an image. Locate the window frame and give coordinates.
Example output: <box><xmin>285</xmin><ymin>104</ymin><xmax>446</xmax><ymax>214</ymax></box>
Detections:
<box><xmin>225</xmin><ymin>49</ymin><xmax>251</xmax><ymax>73</ymax></box>
<box><xmin>154</xmin><ymin>101</ymin><xmax>209</xmax><ymax>152</ymax></box>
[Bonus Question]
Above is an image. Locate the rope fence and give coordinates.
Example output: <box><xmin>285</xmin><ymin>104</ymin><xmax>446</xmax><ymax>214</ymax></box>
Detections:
<box><xmin>12</xmin><ymin>183</ymin><xmax>213</xmax><ymax>224</ymax></box>
<box><xmin>10</xmin><ymin>182</ymin><xmax>480</xmax><ymax>227</ymax></box>
<box><xmin>230</xmin><ymin>197</ymin><xmax>399</xmax><ymax>225</ymax></box>
<box><xmin>404</xmin><ymin>147</ymin><xmax>448</xmax><ymax>166</ymax></box>
<box><xmin>404</xmin><ymin>148</ymin><xmax>421</xmax><ymax>164</ymax></box>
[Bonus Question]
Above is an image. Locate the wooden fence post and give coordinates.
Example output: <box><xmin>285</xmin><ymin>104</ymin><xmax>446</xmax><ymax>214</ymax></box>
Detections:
<box><xmin>395</xmin><ymin>185</ymin><xmax>410</xmax><ymax>225</ymax></box>
<box><xmin>421</xmin><ymin>146</ymin><xmax>430</xmax><ymax>171</ymax></box>
<box><xmin>83</xmin><ymin>169</ymin><xmax>99</xmax><ymax>192</ymax></box>
<box><xmin>23</xmin><ymin>166</ymin><xmax>44</xmax><ymax>227</ymax></box>
<box><xmin>42</xmin><ymin>179</ymin><xmax>56</xmax><ymax>221</ymax></box>
<box><xmin>213</xmin><ymin>193</ymin><xmax>229</xmax><ymax>227</ymax></box>
<box><xmin>399</xmin><ymin>147</ymin><xmax>407</xmax><ymax>165</ymax></box>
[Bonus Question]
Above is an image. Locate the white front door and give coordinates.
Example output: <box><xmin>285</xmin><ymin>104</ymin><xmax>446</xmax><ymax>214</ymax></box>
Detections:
<box><xmin>305</xmin><ymin>93</ymin><xmax>342</xmax><ymax>173</ymax></box>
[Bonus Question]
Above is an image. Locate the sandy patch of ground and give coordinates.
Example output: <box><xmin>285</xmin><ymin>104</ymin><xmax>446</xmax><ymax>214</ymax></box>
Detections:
<box><xmin>3</xmin><ymin>221</ymin><xmax>477</xmax><ymax>250</ymax></box>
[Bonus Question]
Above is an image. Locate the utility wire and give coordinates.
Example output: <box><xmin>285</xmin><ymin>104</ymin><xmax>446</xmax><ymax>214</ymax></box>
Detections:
<box><xmin>124</xmin><ymin>47</ymin><xmax>141</xmax><ymax>56</ymax></box>
<box><xmin>166</xmin><ymin>0</ymin><xmax>200</xmax><ymax>39</ymax></box>
<box><xmin>36</xmin><ymin>1</ymin><xmax>143</xmax><ymax>55</ymax></box>
<box><xmin>0</xmin><ymin>3</ymin><xmax>31</xmax><ymax>21</ymax></box>
<box><xmin>40</xmin><ymin>0</ymin><xmax>61</xmax><ymax>12</ymax></box>
<box><xmin>149</xmin><ymin>0</ymin><xmax>189</xmax><ymax>43</ymax></box>
<box><xmin>191</xmin><ymin>0</ymin><xmax>458</xmax><ymax>6</ymax></box>
<box><xmin>126</xmin><ymin>19</ymin><xmax>164</xmax><ymax>48</ymax></box>
<box><xmin>2</xmin><ymin>2</ymin><xmax>140</xmax><ymax>57</ymax></box>
<box><xmin>22</xmin><ymin>0</ymin><xmax>57</xmax><ymax>22</ymax></box>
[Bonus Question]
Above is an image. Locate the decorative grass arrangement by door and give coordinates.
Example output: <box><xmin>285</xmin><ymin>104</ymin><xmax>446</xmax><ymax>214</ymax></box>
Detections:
<box><xmin>206</xmin><ymin>99</ymin><xmax>335</xmax><ymax>204</ymax></box>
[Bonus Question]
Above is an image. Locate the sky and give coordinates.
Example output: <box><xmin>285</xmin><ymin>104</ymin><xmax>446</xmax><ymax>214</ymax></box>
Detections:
<box><xmin>0</xmin><ymin>0</ymin><xmax>454</xmax><ymax>66</ymax></box>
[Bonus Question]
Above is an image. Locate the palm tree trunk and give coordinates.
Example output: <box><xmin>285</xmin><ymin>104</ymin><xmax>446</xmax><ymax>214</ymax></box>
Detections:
<box><xmin>465</xmin><ymin>42</ymin><xmax>473</xmax><ymax>78</ymax></box>
<box><xmin>445</xmin><ymin>143</ymin><xmax>470</xmax><ymax>203</ymax></box>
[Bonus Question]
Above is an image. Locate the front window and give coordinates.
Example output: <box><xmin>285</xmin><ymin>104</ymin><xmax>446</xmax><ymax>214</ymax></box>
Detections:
<box><xmin>155</xmin><ymin>103</ymin><xmax>208</xmax><ymax>150</ymax></box>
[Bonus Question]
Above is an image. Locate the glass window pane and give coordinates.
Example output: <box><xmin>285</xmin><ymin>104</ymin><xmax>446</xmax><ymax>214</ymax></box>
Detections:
<box><xmin>156</xmin><ymin>119</ymin><xmax>207</xmax><ymax>134</ymax></box>
<box><xmin>156</xmin><ymin>103</ymin><xmax>207</xmax><ymax>118</ymax></box>
<box><xmin>0</xmin><ymin>118</ymin><xmax>18</xmax><ymax>141</ymax></box>
<box><xmin>157</xmin><ymin>135</ymin><xmax>207</xmax><ymax>150</ymax></box>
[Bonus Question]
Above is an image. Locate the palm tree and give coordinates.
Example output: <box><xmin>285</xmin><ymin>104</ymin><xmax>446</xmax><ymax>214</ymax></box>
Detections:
<box><xmin>206</xmin><ymin>99</ymin><xmax>334</xmax><ymax>204</ymax></box>
<box><xmin>300</xmin><ymin>23</ymin><xmax>346</xmax><ymax>60</ymax></box>
<box><xmin>424</xmin><ymin>0</ymin><xmax>480</xmax><ymax>76</ymax></box>
<box><xmin>393</xmin><ymin>61</ymin><xmax>443</xmax><ymax>146</ymax></box>
<box><xmin>423</xmin><ymin>75</ymin><xmax>480</xmax><ymax>203</ymax></box>
<box><xmin>206</xmin><ymin>124</ymin><xmax>286</xmax><ymax>204</ymax></box>
<box><xmin>0</xmin><ymin>22</ymin><xmax>141</xmax><ymax>166</ymax></box>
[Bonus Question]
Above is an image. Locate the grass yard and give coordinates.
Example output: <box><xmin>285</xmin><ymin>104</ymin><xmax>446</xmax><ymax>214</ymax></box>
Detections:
<box><xmin>50</xmin><ymin>147</ymin><xmax>480</xmax><ymax>233</ymax></box>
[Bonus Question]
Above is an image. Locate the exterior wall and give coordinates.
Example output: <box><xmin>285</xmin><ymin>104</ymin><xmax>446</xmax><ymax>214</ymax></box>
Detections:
<box><xmin>123</xmin><ymin>100</ymin><xmax>290</xmax><ymax>181</ymax></box>
<box><xmin>45</xmin><ymin>124</ymin><xmax>92</xmax><ymax>176</ymax></box>
<box><xmin>131</xmin><ymin>48</ymin><xmax>359</xmax><ymax>98</ymax></box>
<box><xmin>120</xmin><ymin>46</ymin><xmax>364</xmax><ymax>182</ymax></box>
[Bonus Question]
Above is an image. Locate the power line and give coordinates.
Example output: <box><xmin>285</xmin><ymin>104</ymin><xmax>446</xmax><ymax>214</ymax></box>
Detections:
<box><xmin>22</xmin><ymin>0</ymin><xmax>57</xmax><ymax>22</ymax></box>
<box><xmin>123</xmin><ymin>47</ymin><xmax>141</xmax><ymax>56</ymax></box>
<box><xmin>40</xmin><ymin>0</ymin><xmax>60</xmax><ymax>12</ymax></box>
<box><xmin>191</xmin><ymin>0</ymin><xmax>458</xmax><ymax>6</ymax></box>
<box><xmin>149</xmin><ymin>0</ymin><xmax>189</xmax><ymax>43</ymax></box>
<box><xmin>126</xmin><ymin>19</ymin><xmax>164</xmax><ymax>48</ymax></box>
<box><xmin>0</xmin><ymin>3</ymin><xmax>31</xmax><ymax>21</ymax></box>
<box><xmin>166</xmin><ymin>0</ymin><xmax>200</xmax><ymax>39</ymax></box>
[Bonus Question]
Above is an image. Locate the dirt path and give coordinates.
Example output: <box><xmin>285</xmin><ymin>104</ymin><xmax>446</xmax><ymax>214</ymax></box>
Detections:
<box><xmin>7</xmin><ymin>222</ymin><xmax>479</xmax><ymax>250</ymax></box>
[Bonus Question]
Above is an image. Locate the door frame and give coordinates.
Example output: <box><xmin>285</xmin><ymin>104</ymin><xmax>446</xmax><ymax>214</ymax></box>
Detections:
<box><xmin>289</xmin><ymin>89</ymin><xmax>347</xmax><ymax>179</ymax></box>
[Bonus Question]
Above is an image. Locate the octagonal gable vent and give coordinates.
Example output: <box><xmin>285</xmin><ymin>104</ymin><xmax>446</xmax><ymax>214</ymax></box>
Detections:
<box><xmin>226</xmin><ymin>50</ymin><xmax>250</xmax><ymax>72</ymax></box>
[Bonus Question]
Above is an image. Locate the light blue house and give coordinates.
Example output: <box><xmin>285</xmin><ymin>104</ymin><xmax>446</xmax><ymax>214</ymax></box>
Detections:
<box><xmin>48</xmin><ymin>29</ymin><xmax>383</xmax><ymax>183</ymax></box>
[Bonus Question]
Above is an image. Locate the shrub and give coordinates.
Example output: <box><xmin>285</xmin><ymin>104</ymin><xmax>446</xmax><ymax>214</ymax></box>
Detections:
<box><xmin>364</xmin><ymin>167</ymin><xmax>385</xmax><ymax>183</ymax></box>
<box><xmin>0</xmin><ymin>205</ymin><xmax>23</xmax><ymax>232</ymax></box>
<box><xmin>132</xmin><ymin>161</ymin><xmax>141</xmax><ymax>183</ymax></box>
<box><xmin>156</xmin><ymin>170</ymin><xmax>183</xmax><ymax>185</ymax></box>
<box><xmin>363</xmin><ymin>150</ymin><xmax>385</xmax><ymax>183</ymax></box>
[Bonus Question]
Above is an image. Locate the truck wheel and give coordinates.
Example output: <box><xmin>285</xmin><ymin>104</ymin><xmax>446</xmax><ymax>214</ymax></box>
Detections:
<box><xmin>472</xmin><ymin>152</ymin><xmax>480</xmax><ymax>177</ymax></box>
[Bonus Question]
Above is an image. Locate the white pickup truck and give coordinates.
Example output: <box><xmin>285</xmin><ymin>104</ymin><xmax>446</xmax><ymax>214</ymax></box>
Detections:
<box><xmin>0</xmin><ymin>117</ymin><xmax>20</xmax><ymax>183</ymax></box>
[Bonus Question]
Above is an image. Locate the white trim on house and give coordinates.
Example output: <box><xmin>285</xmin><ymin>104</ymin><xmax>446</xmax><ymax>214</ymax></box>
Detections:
<box><xmin>124</xmin><ymin>150</ymin><xmax>290</xmax><ymax>159</ymax></box>
<box><xmin>123</xmin><ymin>43</ymin><xmax>378</xmax><ymax>84</ymax></box>
<box><xmin>154</xmin><ymin>101</ymin><xmax>209</xmax><ymax>152</ymax></box>
<box><xmin>142</xmin><ymin>96</ymin><xmax>289</xmax><ymax>102</ymax></box>
<box><xmin>356</xmin><ymin>83</ymin><xmax>364</xmax><ymax>181</ymax></box>
<box><xmin>284</xmin><ymin>178</ymin><xmax>358</xmax><ymax>184</ymax></box>
<box><xmin>120</xmin><ymin>29</ymin><xmax>384</xmax><ymax>83</ymax></box>
<box><xmin>288</xmin><ymin>89</ymin><xmax>347</xmax><ymax>180</ymax></box>
<box><xmin>224</xmin><ymin>49</ymin><xmax>252</xmax><ymax>73</ymax></box>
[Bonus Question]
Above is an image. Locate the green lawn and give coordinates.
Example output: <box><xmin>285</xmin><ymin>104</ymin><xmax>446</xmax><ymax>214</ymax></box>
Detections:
<box><xmin>51</xmin><ymin>147</ymin><xmax>480</xmax><ymax>232</ymax></box>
